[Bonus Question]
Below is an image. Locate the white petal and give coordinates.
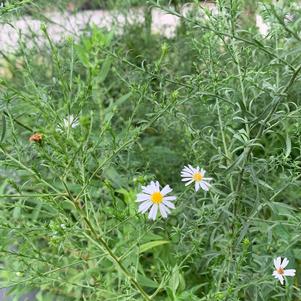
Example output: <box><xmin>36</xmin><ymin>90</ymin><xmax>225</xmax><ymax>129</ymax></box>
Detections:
<box><xmin>164</xmin><ymin>206</ymin><xmax>171</xmax><ymax>215</ymax></box>
<box><xmin>138</xmin><ymin>201</ymin><xmax>152</xmax><ymax>213</ymax></box>
<box><xmin>181</xmin><ymin>170</ymin><xmax>192</xmax><ymax>174</ymax></box>
<box><xmin>161</xmin><ymin>185</ymin><xmax>172</xmax><ymax>196</ymax></box>
<box><xmin>181</xmin><ymin>172</ymin><xmax>193</xmax><ymax>177</ymax></box>
<box><xmin>155</xmin><ymin>181</ymin><xmax>160</xmax><ymax>190</ymax></box>
<box><xmin>181</xmin><ymin>177</ymin><xmax>193</xmax><ymax>182</ymax></box>
<box><xmin>278</xmin><ymin>274</ymin><xmax>284</xmax><ymax>285</ymax></box>
<box><xmin>200</xmin><ymin>168</ymin><xmax>206</xmax><ymax>176</ymax></box>
<box><xmin>185</xmin><ymin>180</ymin><xmax>194</xmax><ymax>186</ymax></box>
<box><xmin>142</xmin><ymin>185</ymin><xmax>155</xmax><ymax>194</ymax></box>
<box><xmin>195</xmin><ymin>181</ymin><xmax>200</xmax><ymax>192</ymax></box>
<box><xmin>159</xmin><ymin>203</ymin><xmax>168</xmax><ymax>218</ymax></box>
<box><xmin>183</xmin><ymin>167</ymin><xmax>194</xmax><ymax>175</ymax></box>
<box><xmin>164</xmin><ymin>203</ymin><xmax>171</xmax><ymax>213</ymax></box>
<box><xmin>274</xmin><ymin>257</ymin><xmax>282</xmax><ymax>269</ymax></box>
<box><xmin>56</xmin><ymin>126</ymin><xmax>63</xmax><ymax>133</ymax></box>
<box><xmin>64</xmin><ymin>115</ymin><xmax>78</xmax><ymax>128</ymax></box>
<box><xmin>136</xmin><ymin>193</ymin><xmax>151</xmax><ymax>202</ymax></box>
<box><xmin>203</xmin><ymin>180</ymin><xmax>212</xmax><ymax>187</ymax></box>
<box><xmin>281</xmin><ymin>258</ymin><xmax>289</xmax><ymax>269</ymax></box>
<box><xmin>163</xmin><ymin>196</ymin><xmax>176</xmax><ymax>201</ymax></box>
<box><xmin>72</xmin><ymin>120</ymin><xmax>79</xmax><ymax>128</ymax></box>
<box><xmin>163</xmin><ymin>199</ymin><xmax>175</xmax><ymax>209</ymax></box>
<box><xmin>188</xmin><ymin>165</ymin><xmax>196</xmax><ymax>173</ymax></box>
<box><xmin>200</xmin><ymin>181</ymin><xmax>210</xmax><ymax>191</ymax></box>
<box><xmin>182</xmin><ymin>166</ymin><xmax>194</xmax><ymax>174</ymax></box>
<box><xmin>284</xmin><ymin>269</ymin><xmax>296</xmax><ymax>277</ymax></box>
<box><xmin>272</xmin><ymin>270</ymin><xmax>278</xmax><ymax>277</ymax></box>
<box><xmin>150</xmin><ymin>181</ymin><xmax>157</xmax><ymax>190</ymax></box>
<box><xmin>148</xmin><ymin>204</ymin><xmax>158</xmax><ymax>220</ymax></box>
<box><xmin>181</xmin><ymin>167</ymin><xmax>192</xmax><ymax>172</ymax></box>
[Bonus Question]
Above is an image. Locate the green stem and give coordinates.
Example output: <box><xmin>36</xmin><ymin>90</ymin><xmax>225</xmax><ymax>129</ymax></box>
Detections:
<box><xmin>63</xmin><ymin>182</ymin><xmax>151</xmax><ymax>301</ymax></box>
<box><xmin>82</xmin><ymin>218</ymin><xmax>151</xmax><ymax>301</ymax></box>
<box><xmin>0</xmin><ymin>193</ymin><xmax>66</xmax><ymax>198</ymax></box>
<box><xmin>234</xmin><ymin>63</ymin><xmax>301</xmax><ymax>195</ymax></box>
<box><xmin>152</xmin><ymin>4</ymin><xmax>295</xmax><ymax>71</ymax></box>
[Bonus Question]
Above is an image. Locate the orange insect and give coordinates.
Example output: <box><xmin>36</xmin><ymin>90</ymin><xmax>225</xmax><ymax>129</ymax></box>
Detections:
<box><xmin>29</xmin><ymin>133</ymin><xmax>43</xmax><ymax>142</ymax></box>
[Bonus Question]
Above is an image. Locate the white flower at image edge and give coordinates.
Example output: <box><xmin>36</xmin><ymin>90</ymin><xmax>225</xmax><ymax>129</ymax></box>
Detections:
<box><xmin>57</xmin><ymin>115</ymin><xmax>79</xmax><ymax>132</ymax></box>
<box><xmin>181</xmin><ymin>165</ymin><xmax>212</xmax><ymax>192</ymax></box>
<box><xmin>136</xmin><ymin>181</ymin><xmax>176</xmax><ymax>220</ymax></box>
<box><xmin>272</xmin><ymin>257</ymin><xmax>296</xmax><ymax>285</ymax></box>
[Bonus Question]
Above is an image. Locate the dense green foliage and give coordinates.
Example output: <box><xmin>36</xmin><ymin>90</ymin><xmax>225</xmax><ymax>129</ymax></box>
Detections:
<box><xmin>1</xmin><ymin>0</ymin><xmax>301</xmax><ymax>300</ymax></box>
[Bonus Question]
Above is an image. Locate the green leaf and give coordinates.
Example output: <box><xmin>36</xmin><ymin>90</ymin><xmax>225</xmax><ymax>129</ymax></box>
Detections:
<box><xmin>139</xmin><ymin>240</ymin><xmax>170</xmax><ymax>253</ymax></box>
<box><xmin>1</xmin><ymin>113</ymin><xmax>6</xmax><ymax>142</ymax></box>
<box><xmin>137</xmin><ymin>275</ymin><xmax>159</xmax><ymax>288</ymax></box>
<box><xmin>225</xmin><ymin>152</ymin><xmax>245</xmax><ymax>173</ymax></box>
<box><xmin>270</xmin><ymin>202</ymin><xmax>295</xmax><ymax>215</ymax></box>
<box><xmin>97</xmin><ymin>57</ymin><xmax>112</xmax><ymax>83</ymax></box>
<box><xmin>170</xmin><ymin>266</ymin><xmax>180</xmax><ymax>293</ymax></box>
<box><xmin>75</xmin><ymin>45</ymin><xmax>90</xmax><ymax>67</ymax></box>
<box><xmin>13</xmin><ymin>205</ymin><xmax>21</xmax><ymax>219</ymax></box>
<box><xmin>103</xmin><ymin>166</ymin><xmax>126</xmax><ymax>188</ymax></box>
<box><xmin>285</xmin><ymin>133</ymin><xmax>291</xmax><ymax>158</ymax></box>
<box><xmin>114</xmin><ymin>92</ymin><xmax>131</xmax><ymax>107</ymax></box>
<box><xmin>258</xmin><ymin>179</ymin><xmax>274</xmax><ymax>191</ymax></box>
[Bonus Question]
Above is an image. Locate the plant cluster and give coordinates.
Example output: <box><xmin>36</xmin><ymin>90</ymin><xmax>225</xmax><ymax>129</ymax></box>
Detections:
<box><xmin>1</xmin><ymin>0</ymin><xmax>301</xmax><ymax>300</ymax></box>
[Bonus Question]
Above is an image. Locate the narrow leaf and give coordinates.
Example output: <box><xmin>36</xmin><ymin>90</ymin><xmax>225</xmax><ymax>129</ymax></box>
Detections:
<box><xmin>285</xmin><ymin>133</ymin><xmax>291</xmax><ymax>158</ymax></box>
<box><xmin>139</xmin><ymin>240</ymin><xmax>169</xmax><ymax>253</ymax></box>
<box><xmin>1</xmin><ymin>113</ymin><xmax>6</xmax><ymax>142</ymax></box>
<box><xmin>97</xmin><ymin>57</ymin><xmax>112</xmax><ymax>83</ymax></box>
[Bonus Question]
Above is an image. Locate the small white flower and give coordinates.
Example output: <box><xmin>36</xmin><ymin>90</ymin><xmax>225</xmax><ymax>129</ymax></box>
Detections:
<box><xmin>181</xmin><ymin>165</ymin><xmax>212</xmax><ymax>192</ymax></box>
<box><xmin>136</xmin><ymin>181</ymin><xmax>176</xmax><ymax>220</ymax></box>
<box><xmin>272</xmin><ymin>257</ymin><xmax>296</xmax><ymax>285</ymax></box>
<box><xmin>56</xmin><ymin>115</ymin><xmax>79</xmax><ymax>132</ymax></box>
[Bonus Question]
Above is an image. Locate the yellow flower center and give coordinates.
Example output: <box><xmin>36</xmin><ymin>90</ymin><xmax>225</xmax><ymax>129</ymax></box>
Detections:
<box><xmin>193</xmin><ymin>172</ymin><xmax>203</xmax><ymax>182</ymax></box>
<box><xmin>277</xmin><ymin>267</ymin><xmax>284</xmax><ymax>275</ymax></box>
<box><xmin>150</xmin><ymin>191</ymin><xmax>163</xmax><ymax>204</ymax></box>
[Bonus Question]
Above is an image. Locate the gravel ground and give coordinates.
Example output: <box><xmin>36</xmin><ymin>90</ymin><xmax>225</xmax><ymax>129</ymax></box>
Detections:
<box><xmin>0</xmin><ymin>3</ymin><xmax>268</xmax><ymax>53</ymax></box>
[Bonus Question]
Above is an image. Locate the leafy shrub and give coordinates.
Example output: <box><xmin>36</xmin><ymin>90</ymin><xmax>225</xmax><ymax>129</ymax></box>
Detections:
<box><xmin>1</xmin><ymin>0</ymin><xmax>301</xmax><ymax>300</ymax></box>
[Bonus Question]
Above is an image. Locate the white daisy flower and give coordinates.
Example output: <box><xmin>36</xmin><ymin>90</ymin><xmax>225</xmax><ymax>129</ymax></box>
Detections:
<box><xmin>56</xmin><ymin>115</ymin><xmax>79</xmax><ymax>132</ymax></box>
<box><xmin>272</xmin><ymin>257</ymin><xmax>296</xmax><ymax>285</ymax></box>
<box><xmin>181</xmin><ymin>165</ymin><xmax>212</xmax><ymax>192</ymax></box>
<box><xmin>136</xmin><ymin>181</ymin><xmax>176</xmax><ymax>220</ymax></box>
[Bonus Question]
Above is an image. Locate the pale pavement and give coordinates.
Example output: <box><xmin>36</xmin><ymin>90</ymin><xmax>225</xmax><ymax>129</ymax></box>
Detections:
<box><xmin>0</xmin><ymin>3</ymin><xmax>269</xmax><ymax>53</ymax></box>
